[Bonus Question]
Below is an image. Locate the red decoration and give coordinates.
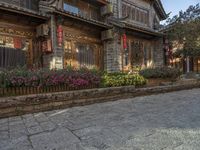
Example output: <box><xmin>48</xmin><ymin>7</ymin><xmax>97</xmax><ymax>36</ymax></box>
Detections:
<box><xmin>13</xmin><ymin>38</ymin><xmax>22</xmax><ymax>49</ymax></box>
<box><xmin>122</xmin><ymin>34</ymin><xmax>127</xmax><ymax>49</ymax></box>
<box><xmin>57</xmin><ymin>25</ymin><xmax>63</xmax><ymax>47</ymax></box>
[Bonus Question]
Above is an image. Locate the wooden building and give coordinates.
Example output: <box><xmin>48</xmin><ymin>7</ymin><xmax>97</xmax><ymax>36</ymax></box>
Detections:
<box><xmin>0</xmin><ymin>0</ymin><xmax>167</xmax><ymax>72</ymax></box>
<box><xmin>105</xmin><ymin>0</ymin><xmax>167</xmax><ymax>72</ymax></box>
<box><xmin>0</xmin><ymin>0</ymin><xmax>49</xmax><ymax>68</ymax></box>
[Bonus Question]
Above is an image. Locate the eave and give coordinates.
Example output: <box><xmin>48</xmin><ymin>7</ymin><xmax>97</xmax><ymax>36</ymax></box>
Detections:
<box><xmin>97</xmin><ymin>0</ymin><xmax>109</xmax><ymax>5</ymax></box>
<box><xmin>153</xmin><ymin>0</ymin><xmax>167</xmax><ymax>20</ymax></box>
<box><xmin>54</xmin><ymin>9</ymin><xmax>112</xmax><ymax>29</ymax></box>
<box><xmin>124</xmin><ymin>22</ymin><xmax>163</xmax><ymax>37</ymax></box>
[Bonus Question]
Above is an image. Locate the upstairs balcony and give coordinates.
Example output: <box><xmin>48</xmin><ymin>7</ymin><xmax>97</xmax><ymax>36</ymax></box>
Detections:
<box><xmin>0</xmin><ymin>0</ymin><xmax>39</xmax><ymax>11</ymax></box>
<box><xmin>62</xmin><ymin>0</ymin><xmax>110</xmax><ymax>21</ymax></box>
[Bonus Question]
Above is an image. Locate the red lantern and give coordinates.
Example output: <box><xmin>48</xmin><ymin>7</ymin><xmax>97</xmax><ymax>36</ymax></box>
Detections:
<box><xmin>13</xmin><ymin>38</ymin><xmax>22</xmax><ymax>49</ymax></box>
<box><xmin>122</xmin><ymin>34</ymin><xmax>127</xmax><ymax>49</ymax></box>
<box><xmin>57</xmin><ymin>25</ymin><xmax>63</xmax><ymax>47</ymax></box>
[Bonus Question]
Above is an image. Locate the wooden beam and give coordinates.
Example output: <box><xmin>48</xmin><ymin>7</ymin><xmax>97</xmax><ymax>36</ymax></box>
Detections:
<box><xmin>97</xmin><ymin>0</ymin><xmax>108</xmax><ymax>5</ymax></box>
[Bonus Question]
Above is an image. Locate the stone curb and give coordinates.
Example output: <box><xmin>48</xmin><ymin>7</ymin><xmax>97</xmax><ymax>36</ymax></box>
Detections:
<box><xmin>0</xmin><ymin>82</ymin><xmax>200</xmax><ymax>118</ymax></box>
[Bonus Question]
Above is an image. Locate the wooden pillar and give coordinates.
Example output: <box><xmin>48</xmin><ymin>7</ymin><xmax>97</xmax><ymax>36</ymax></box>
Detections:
<box><xmin>121</xmin><ymin>35</ymin><xmax>124</xmax><ymax>72</ymax></box>
<box><xmin>28</xmin><ymin>39</ymin><xmax>33</xmax><ymax>67</ymax></box>
<box><xmin>186</xmin><ymin>56</ymin><xmax>190</xmax><ymax>73</ymax></box>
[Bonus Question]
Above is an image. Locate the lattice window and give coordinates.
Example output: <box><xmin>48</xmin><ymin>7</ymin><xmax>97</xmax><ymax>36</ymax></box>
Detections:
<box><xmin>77</xmin><ymin>44</ymin><xmax>95</xmax><ymax>68</ymax></box>
<box><xmin>122</xmin><ymin>3</ymin><xmax>127</xmax><ymax>17</ymax></box>
<box><xmin>131</xmin><ymin>7</ymin><xmax>136</xmax><ymax>20</ymax></box>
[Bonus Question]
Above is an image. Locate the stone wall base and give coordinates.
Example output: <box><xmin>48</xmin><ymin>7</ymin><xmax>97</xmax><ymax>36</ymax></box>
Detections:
<box><xmin>0</xmin><ymin>82</ymin><xmax>200</xmax><ymax>118</ymax></box>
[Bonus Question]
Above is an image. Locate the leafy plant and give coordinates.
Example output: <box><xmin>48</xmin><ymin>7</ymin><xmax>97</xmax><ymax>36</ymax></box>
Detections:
<box><xmin>101</xmin><ymin>72</ymin><xmax>146</xmax><ymax>87</ymax></box>
<box><xmin>139</xmin><ymin>67</ymin><xmax>181</xmax><ymax>79</ymax></box>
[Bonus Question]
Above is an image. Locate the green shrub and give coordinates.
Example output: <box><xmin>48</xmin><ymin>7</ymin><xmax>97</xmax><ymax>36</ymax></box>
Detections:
<box><xmin>102</xmin><ymin>72</ymin><xmax>146</xmax><ymax>87</ymax></box>
<box><xmin>139</xmin><ymin>67</ymin><xmax>181</xmax><ymax>79</ymax></box>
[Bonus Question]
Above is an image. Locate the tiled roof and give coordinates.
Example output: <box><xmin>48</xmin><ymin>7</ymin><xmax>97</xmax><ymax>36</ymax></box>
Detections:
<box><xmin>154</xmin><ymin>0</ymin><xmax>167</xmax><ymax>20</ymax></box>
<box><xmin>124</xmin><ymin>22</ymin><xmax>163</xmax><ymax>37</ymax></box>
<box><xmin>0</xmin><ymin>2</ymin><xmax>48</xmax><ymax>20</ymax></box>
<box><xmin>109</xmin><ymin>17</ymin><xmax>163</xmax><ymax>37</ymax></box>
<box><xmin>55</xmin><ymin>8</ymin><xmax>112</xmax><ymax>29</ymax></box>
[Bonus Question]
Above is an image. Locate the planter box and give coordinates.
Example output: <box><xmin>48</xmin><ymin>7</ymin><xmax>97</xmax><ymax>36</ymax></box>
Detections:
<box><xmin>0</xmin><ymin>81</ymin><xmax>200</xmax><ymax>118</ymax></box>
<box><xmin>0</xmin><ymin>85</ymin><xmax>98</xmax><ymax>97</ymax></box>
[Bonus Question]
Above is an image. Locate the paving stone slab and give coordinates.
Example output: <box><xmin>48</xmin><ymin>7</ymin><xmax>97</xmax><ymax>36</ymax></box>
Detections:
<box><xmin>0</xmin><ymin>88</ymin><xmax>200</xmax><ymax>150</ymax></box>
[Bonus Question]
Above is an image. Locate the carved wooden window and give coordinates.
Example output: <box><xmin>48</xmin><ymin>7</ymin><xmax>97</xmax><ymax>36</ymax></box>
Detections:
<box><xmin>148</xmin><ymin>48</ymin><xmax>152</xmax><ymax>61</ymax></box>
<box><xmin>64</xmin><ymin>41</ymin><xmax>72</xmax><ymax>59</ymax></box>
<box><xmin>131</xmin><ymin>41</ymin><xmax>144</xmax><ymax>66</ymax></box>
<box><xmin>64</xmin><ymin>41</ymin><xmax>73</xmax><ymax>66</ymax></box>
<box><xmin>0</xmin><ymin>35</ymin><xmax>28</xmax><ymax>68</ymax></box>
<box><xmin>90</xmin><ymin>6</ymin><xmax>100</xmax><ymax>20</ymax></box>
<box><xmin>124</xmin><ymin>41</ymin><xmax>129</xmax><ymax>66</ymax></box>
<box><xmin>141</xmin><ymin>11</ymin><xmax>144</xmax><ymax>23</ymax></box>
<box><xmin>77</xmin><ymin>44</ymin><xmax>95</xmax><ymax>68</ymax></box>
<box><xmin>127</xmin><ymin>5</ymin><xmax>131</xmax><ymax>19</ymax></box>
<box><xmin>122</xmin><ymin>4</ymin><xmax>127</xmax><ymax>17</ymax></box>
<box><xmin>0</xmin><ymin>0</ymin><xmax>38</xmax><ymax>11</ymax></box>
<box><xmin>132</xmin><ymin>7</ymin><xmax>136</xmax><ymax>20</ymax></box>
<box><xmin>136</xmin><ymin>9</ymin><xmax>139</xmax><ymax>21</ymax></box>
<box><xmin>145</xmin><ymin>12</ymin><xmax>148</xmax><ymax>24</ymax></box>
<box><xmin>122</xmin><ymin>1</ymin><xmax>149</xmax><ymax>25</ymax></box>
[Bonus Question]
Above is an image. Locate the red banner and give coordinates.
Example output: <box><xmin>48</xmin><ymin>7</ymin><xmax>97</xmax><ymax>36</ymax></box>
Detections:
<box><xmin>57</xmin><ymin>25</ymin><xmax>63</xmax><ymax>47</ymax></box>
<box><xmin>122</xmin><ymin>34</ymin><xmax>127</xmax><ymax>49</ymax></box>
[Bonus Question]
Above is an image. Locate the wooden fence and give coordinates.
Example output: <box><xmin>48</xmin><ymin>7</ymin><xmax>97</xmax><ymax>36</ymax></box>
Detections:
<box><xmin>0</xmin><ymin>85</ymin><xmax>97</xmax><ymax>97</ymax></box>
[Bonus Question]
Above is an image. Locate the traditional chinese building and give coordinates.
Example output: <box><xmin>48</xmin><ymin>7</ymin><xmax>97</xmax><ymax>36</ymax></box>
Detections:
<box><xmin>105</xmin><ymin>0</ymin><xmax>167</xmax><ymax>72</ymax></box>
<box><xmin>0</xmin><ymin>0</ymin><xmax>167</xmax><ymax>72</ymax></box>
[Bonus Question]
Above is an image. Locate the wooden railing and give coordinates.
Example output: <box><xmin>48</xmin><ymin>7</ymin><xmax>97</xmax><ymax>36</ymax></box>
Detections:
<box><xmin>0</xmin><ymin>85</ymin><xmax>98</xmax><ymax>97</ymax></box>
<box><xmin>0</xmin><ymin>0</ymin><xmax>39</xmax><ymax>11</ymax></box>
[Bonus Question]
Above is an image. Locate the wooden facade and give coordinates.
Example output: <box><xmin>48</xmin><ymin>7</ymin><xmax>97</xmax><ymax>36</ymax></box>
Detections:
<box><xmin>0</xmin><ymin>0</ymin><xmax>167</xmax><ymax>72</ymax></box>
<box><xmin>122</xmin><ymin>35</ymin><xmax>156</xmax><ymax>70</ymax></box>
<box><xmin>0</xmin><ymin>3</ymin><xmax>48</xmax><ymax>68</ymax></box>
<box><xmin>62</xmin><ymin>25</ymin><xmax>103</xmax><ymax>69</ymax></box>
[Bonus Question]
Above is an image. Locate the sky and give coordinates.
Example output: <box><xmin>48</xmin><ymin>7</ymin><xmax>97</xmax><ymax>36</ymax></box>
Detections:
<box><xmin>161</xmin><ymin>0</ymin><xmax>199</xmax><ymax>20</ymax></box>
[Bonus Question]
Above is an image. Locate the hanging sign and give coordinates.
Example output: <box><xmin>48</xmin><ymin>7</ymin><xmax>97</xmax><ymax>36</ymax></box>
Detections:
<box><xmin>57</xmin><ymin>25</ymin><xmax>63</xmax><ymax>47</ymax></box>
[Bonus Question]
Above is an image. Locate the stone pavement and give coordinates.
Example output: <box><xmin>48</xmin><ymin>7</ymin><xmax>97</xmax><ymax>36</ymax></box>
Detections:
<box><xmin>1</xmin><ymin>88</ymin><xmax>200</xmax><ymax>150</ymax></box>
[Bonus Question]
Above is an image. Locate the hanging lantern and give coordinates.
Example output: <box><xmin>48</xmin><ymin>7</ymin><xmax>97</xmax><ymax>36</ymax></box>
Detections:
<box><xmin>57</xmin><ymin>25</ymin><xmax>63</xmax><ymax>47</ymax></box>
<box><xmin>122</xmin><ymin>33</ymin><xmax>127</xmax><ymax>49</ymax></box>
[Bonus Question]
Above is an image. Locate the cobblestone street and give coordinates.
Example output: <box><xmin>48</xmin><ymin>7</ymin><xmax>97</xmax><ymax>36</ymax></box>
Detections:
<box><xmin>1</xmin><ymin>88</ymin><xmax>200</xmax><ymax>150</ymax></box>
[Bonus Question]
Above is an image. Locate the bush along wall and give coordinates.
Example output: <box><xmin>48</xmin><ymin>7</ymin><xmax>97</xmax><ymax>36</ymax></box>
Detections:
<box><xmin>139</xmin><ymin>67</ymin><xmax>181</xmax><ymax>79</ymax></box>
<box><xmin>101</xmin><ymin>72</ymin><xmax>146</xmax><ymax>87</ymax></box>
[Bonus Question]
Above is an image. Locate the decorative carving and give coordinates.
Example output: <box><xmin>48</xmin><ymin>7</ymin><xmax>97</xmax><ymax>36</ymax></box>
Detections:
<box><xmin>0</xmin><ymin>0</ymin><xmax>39</xmax><ymax>11</ymax></box>
<box><xmin>64</xmin><ymin>32</ymin><xmax>100</xmax><ymax>43</ymax></box>
<box><xmin>0</xmin><ymin>27</ymin><xmax>34</xmax><ymax>37</ymax></box>
<box><xmin>39</xmin><ymin>0</ymin><xmax>63</xmax><ymax>13</ymax></box>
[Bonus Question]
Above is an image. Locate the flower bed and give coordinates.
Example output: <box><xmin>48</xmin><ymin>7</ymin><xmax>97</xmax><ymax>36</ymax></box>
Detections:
<box><xmin>0</xmin><ymin>68</ymin><xmax>147</xmax><ymax>97</ymax></box>
<box><xmin>0</xmin><ymin>67</ymin><xmax>101</xmax><ymax>96</ymax></box>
